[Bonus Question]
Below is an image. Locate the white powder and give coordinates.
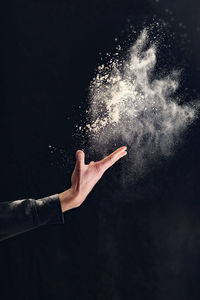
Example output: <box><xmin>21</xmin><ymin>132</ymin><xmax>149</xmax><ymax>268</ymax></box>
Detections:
<box><xmin>78</xmin><ymin>29</ymin><xmax>199</xmax><ymax>182</ymax></box>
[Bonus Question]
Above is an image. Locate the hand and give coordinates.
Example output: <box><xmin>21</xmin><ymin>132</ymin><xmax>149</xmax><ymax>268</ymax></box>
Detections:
<box><xmin>59</xmin><ymin>146</ymin><xmax>127</xmax><ymax>212</ymax></box>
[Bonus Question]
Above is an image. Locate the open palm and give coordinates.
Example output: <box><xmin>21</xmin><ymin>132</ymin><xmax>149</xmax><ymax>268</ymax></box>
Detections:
<box><xmin>70</xmin><ymin>146</ymin><xmax>127</xmax><ymax>205</ymax></box>
<box><xmin>59</xmin><ymin>146</ymin><xmax>127</xmax><ymax>212</ymax></box>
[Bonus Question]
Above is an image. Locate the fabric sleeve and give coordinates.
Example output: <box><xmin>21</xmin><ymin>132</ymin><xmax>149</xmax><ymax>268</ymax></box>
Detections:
<box><xmin>0</xmin><ymin>194</ymin><xmax>65</xmax><ymax>241</ymax></box>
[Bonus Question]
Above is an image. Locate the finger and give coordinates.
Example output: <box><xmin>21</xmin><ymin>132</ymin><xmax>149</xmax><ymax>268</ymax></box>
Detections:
<box><xmin>98</xmin><ymin>146</ymin><xmax>127</xmax><ymax>172</ymax></box>
<box><xmin>75</xmin><ymin>150</ymin><xmax>85</xmax><ymax>171</ymax></box>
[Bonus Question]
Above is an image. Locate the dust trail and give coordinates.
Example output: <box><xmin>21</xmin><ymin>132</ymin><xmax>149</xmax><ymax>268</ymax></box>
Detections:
<box><xmin>78</xmin><ymin>29</ymin><xmax>199</xmax><ymax>182</ymax></box>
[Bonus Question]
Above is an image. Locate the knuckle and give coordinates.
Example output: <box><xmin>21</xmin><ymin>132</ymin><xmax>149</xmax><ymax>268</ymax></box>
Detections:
<box><xmin>95</xmin><ymin>163</ymin><xmax>102</xmax><ymax>173</ymax></box>
<box><xmin>110</xmin><ymin>156</ymin><xmax>115</xmax><ymax>164</ymax></box>
<box><xmin>76</xmin><ymin>165</ymin><xmax>81</xmax><ymax>172</ymax></box>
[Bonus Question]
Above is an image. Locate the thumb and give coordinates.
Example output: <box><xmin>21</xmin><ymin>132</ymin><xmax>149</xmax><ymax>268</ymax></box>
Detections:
<box><xmin>75</xmin><ymin>150</ymin><xmax>85</xmax><ymax>170</ymax></box>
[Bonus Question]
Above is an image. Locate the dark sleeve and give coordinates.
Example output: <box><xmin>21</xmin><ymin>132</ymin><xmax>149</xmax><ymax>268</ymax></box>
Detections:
<box><xmin>0</xmin><ymin>194</ymin><xmax>65</xmax><ymax>241</ymax></box>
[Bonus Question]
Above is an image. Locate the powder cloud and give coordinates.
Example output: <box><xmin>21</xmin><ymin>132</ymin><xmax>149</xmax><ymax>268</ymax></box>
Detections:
<box><xmin>79</xmin><ymin>29</ymin><xmax>199</xmax><ymax>182</ymax></box>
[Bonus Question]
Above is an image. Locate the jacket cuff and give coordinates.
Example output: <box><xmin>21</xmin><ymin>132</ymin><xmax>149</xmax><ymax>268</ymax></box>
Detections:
<box><xmin>34</xmin><ymin>194</ymin><xmax>65</xmax><ymax>226</ymax></box>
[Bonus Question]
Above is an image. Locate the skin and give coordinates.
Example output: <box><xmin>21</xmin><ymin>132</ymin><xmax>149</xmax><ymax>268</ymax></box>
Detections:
<box><xmin>59</xmin><ymin>146</ymin><xmax>127</xmax><ymax>212</ymax></box>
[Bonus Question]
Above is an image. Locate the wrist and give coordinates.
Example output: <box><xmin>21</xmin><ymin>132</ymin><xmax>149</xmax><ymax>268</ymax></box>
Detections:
<box><xmin>58</xmin><ymin>187</ymin><xmax>80</xmax><ymax>212</ymax></box>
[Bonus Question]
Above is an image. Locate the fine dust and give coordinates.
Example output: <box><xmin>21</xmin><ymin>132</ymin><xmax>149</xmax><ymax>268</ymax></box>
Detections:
<box><xmin>78</xmin><ymin>29</ymin><xmax>199</xmax><ymax>182</ymax></box>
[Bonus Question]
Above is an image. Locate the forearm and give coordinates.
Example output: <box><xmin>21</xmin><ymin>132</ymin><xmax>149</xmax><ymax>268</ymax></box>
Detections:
<box><xmin>0</xmin><ymin>194</ymin><xmax>64</xmax><ymax>241</ymax></box>
<box><xmin>0</xmin><ymin>146</ymin><xmax>127</xmax><ymax>242</ymax></box>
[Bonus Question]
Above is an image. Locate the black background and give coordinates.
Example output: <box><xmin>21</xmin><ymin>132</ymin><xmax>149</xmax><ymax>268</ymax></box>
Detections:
<box><xmin>1</xmin><ymin>1</ymin><xmax>200</xmax><ymax>299</ymax></box>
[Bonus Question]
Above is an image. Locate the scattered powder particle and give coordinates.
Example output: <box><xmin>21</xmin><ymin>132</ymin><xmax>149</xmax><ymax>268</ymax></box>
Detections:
<box><xmin>78</xmin><ymin>28</ymin><xmax>199</xmax><ymax>182</ymax></box>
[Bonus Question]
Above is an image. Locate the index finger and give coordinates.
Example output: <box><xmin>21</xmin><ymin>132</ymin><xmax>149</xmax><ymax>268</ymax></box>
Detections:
<box><xmin>97</xmin><ymin>146</ymin><xmax>127</xmax><ymax>172</ymax></box>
